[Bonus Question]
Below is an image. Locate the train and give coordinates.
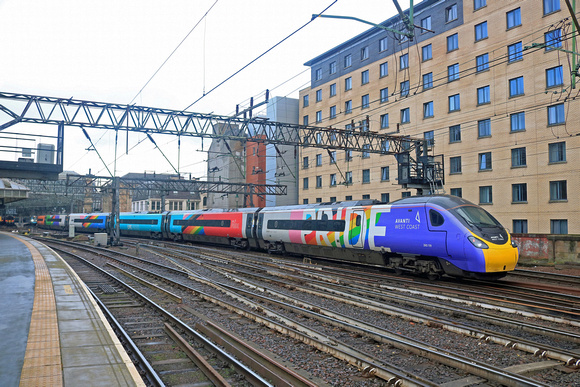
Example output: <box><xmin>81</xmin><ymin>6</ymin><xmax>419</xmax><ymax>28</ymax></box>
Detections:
<box><xmin>0</xmin><ymin>215</ymin><xmax>15</xmax><ymax>226</ymax></box>
<box><xmin>37</xmin><ymin>195</ymin><xmax>519</xmax><ymax>280</ymax></box>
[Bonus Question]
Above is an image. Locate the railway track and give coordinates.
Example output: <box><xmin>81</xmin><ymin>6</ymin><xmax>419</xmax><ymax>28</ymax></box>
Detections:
<box><xmin>47</xmin><ymin>242</ymin><xmax>303</xmax><ymax>387</ymax></box>
<box><xmin>39</xmin><ymin>237</ymin><xmax>579</xmax><ymax>386</ymax></box>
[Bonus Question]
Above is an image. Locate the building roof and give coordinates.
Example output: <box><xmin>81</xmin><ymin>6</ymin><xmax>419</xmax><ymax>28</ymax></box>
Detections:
<box><xmin>304</xmin><ymin>0</ymin><xmax>437</xmax><ymax>67</ymax></box>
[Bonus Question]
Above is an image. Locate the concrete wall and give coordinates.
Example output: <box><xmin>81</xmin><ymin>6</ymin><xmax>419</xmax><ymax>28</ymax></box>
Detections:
<box><xmin>512</xmin><ymin>234</ymin><xmax>580</xmax><ymax>265</ymax></box>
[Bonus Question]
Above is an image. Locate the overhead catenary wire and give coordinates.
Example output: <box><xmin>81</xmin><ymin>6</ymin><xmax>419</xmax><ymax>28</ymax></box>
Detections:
<box><xmin>183</xmin><ymin>0</ymin><xmax>339</xmax><ymax>111</ymax></box>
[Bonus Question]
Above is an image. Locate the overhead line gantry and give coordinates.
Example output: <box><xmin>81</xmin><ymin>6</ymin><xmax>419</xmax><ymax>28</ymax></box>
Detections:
<box><xmin>0</xmin><ymin>91</ymin><xmax>443</xmax><ymax>190</ymax></box>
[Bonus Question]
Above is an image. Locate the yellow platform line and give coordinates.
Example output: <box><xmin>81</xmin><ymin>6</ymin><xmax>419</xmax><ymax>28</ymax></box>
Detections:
<box><xmin>13</xmin><ymin>235</ymin><xmax>63</xmax><ymax>387</ymax></box>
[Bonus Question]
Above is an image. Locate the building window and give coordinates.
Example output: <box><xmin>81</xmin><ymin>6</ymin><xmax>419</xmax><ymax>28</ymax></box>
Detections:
<box><xmin>474</xmin><ymin>0</ymin><xmax>486</xmax><ymax>11</ymax></box>
<box><xmin>450</xmin><ymin>187</ymin><xmax>462</xmax><ymax>197</ymax></box>
<box><xmin>330</xmin><ymin>196</ymin><xmax>336</xmax><ymax>202</ymax></box>
<box><xmin>508</xmin><ymin>42</ymin><xmax>523</xmax><ymax>63</ymax></box>
<box><xmin>513</xmin><ymin>220</ymin><xmax>528</xmax><ymax>233</ymax></box>
<box><xmin>400</xmin><ymin>108</ymin><xmax>410</xmax><ymax>123</ymax></box>
<box><xmin>361</xmin><ymin>94</ymin><xmax>370</xmax><ymax>109</ymax></box>
<box><xmin>380</xmin><ymin>62</ymin><xmax>388</xmax><ymax>77</ymax></box>
<box><xmin>362</xmin><ymin>144</ymin><xmax>370</xmax><ymax>158</ymax></box>
<box><xmin>345</xmin><ymin>171</ymin><xmax>352</xmax><ymax>185</ymax></box>
<box><xmin>316</xmin><ymin>198</ymin><xmax>322</xmax><ymax>203</ymax></box>
<box><xmin>381</xmin><ymin>166</ymin><xmax>389</xmax><ymax>181</ymax></box>
<box><xmin>303</xmin><ymin>177</ymin><xmax>309</xmax><ymax>189</ymax></box>
<box><xmin>423</xmin><ymin>73</ymin><xmax>433</xmax><ymax>90</ymax></box>
<box><xmin>315</xmin><ymin>68</ymin><xmax>322</xmax><ymax>81</ymax></box>
<box><xmin>303</xmin><ymin>115</ymin><xmax>308</xmax><ymax>126</ymax></box>
<box><xmin>479</xmin><ymin>186</ymin><xmax>493</xmax><ymax>204</ymax></box>
<box><xmin>544</xmin><ymin>0</ymin><xmax>560</xmax><ymax>15</ymax></box>
<box><xmin>510</xmin><ymin>112</ymin><xmax>525</xmax><ymax>132</ymax></box>
<box><xmin>476</xmin><ymin>53</ymin><xmax>489</xmax><ymax>72</ymax></box>
<box><xmin>400</xmin><ymin>53</ymin><xmax>409</xmax><ymax>69</ymax></box>
<box><xmin>362</xmin><ymin>194</ymin><xmax>371</xmax><ymax>200</ymax></box>
<box><xmin>329</xmin><ymin>83</ymin><xmax>336</xmax><ymax>97</ymax></box>
<box><xmin>316</xmin><ymin>89</ymin><xmax>322</xmax><ymax>102</ymax></box>
<box><xmin>509</xmin><ymin>76</ymin><xmax>524</xmax><ymax>97</ymax></box>
<box><xmin>479</xmin><ymin>152</ymin><xmax>492</xmax><ymax>170</ymax></box>
<box><xmin>550</xmin><ymin>180</ymin><xmax>567</xmax><ymax>201</ymax></box>
<box><xmin>477</xmin><ymin>85</ymin><xmax>490</xmax><ymax>105</ymax></box>
<box><xmin>362</xmin><ymin>169</ymin><xmax>370</xmax><ymax>183</ymax></box>
<box><xmin>345</xmin><ymin>195</ymin><xmax>352</xmax><ymax>201</ymax></box>
<box><xmin>449</xmin><ymin>125</ymin><xmax>461</xmax><ymax>143</ymax></box>
<box><xmin>380</xmin><ymin>113</ymin><xmax>389</xmax><ymax>129</ymax></box>
<box><xmin>316</xmin><ymin>175</ymin><xmax>322</xmax><ymax>188</ymax></box>
<box><xmin>551</xmin><ymin>220</ymin><xmax>568</xmax><ymax>234</ymax></box>
<box><xmin>381</xmin><ymin>193</ymin><xmax>390</xmax><ymax>203</ymax></box>
<box><xmin>448</xmin><ymin>94</ymin><xmax>460</xmax><ymax>112</ymax></box>
<box><xmin>316</xmin><ymin>110</ymin><xmax>322</xmax><ymax>123</ymax></box>
<box><xmin>446</xmin><ymin>4</ymin><xmax>458</xmax><ymax>22</ymax></box>
<box><xmin>478</xmin><ymin>119</ymin><xmax>491</xmax><ymax>138</ymax></box>
<box><xmin>507</xmin><ymin>8</ymin><xmax>521</xmax><ymax>29</ymax></box>
<box><xmin>345</xmin><ymin>100</ymin><xmax>352</xmax><ymax>114</ymax></box>
<box><xmin>545</xmin><ymin>29</ymin><xmax>562</xmax><ymax>51</ymax></box>
<box><xmin>424</xmin><ymin>130</ymin><xmax>434</xmax><ymax>146</ymax></box>
<box><xmin>345</xmin><ymin>150</ymin><xmax>353</xmax><ymax>161</ymax></box>
<box><xmin>400</xmin><ymin>80</ymin><xmax>410</xmax><ymax>97</ymax></box>
<box><xmin>423</xmin><ymin>102</ymin><xmax>434</xmax><ymax>119</ymax></box>
<box><xmin>422</xmin><ymin>44</ymin><xmax>432</xmax><ymax>61</ymax></box>
<box><xmin>447</xmin><ymin>33</ymin><xmax>458</xmax><ymax>52</ymax></box>
<box><xmin>421</xmin><ymin>16</ymin><xmax>431</xmax><ymax>31</ymax></box>
<box><xmin>361</xmin><ymin>70</ymin><xmax>369</xmax><ymax>85</ymax></box>
<box><xmin>361</xmin><ymin>46</ymin><xmax>369</xmax><ymax>60</ymax></box>
<box><xmin>548</xmin><ymin>103</ymin><xmax>565</xmax><ymax>125</ymax></box>
<box><xmin>329</xmin><ymin>105</ymin><xmax>336</xmax><ymax>119</ymax></box>
<box><xmin>448</xmin><ymin>63</ymin><xmax>459</xmax><ymax>82</ymax></box>
<box><xmin>303</xmin><ymin>156</ymin><xmax>309</xmax><ymax>169</ymax></box>
<box><xmin>330</xmin><ymin>173</ymin><xmax>336</xmax><ymax>186</ymax></box>
<box><xmin>546</xmin><ymin>66</ymin><xmax>564</xmax><ymax>88</ymax></box>
<box><xmin>316</xmin><ymin>133</ymin><xmax>322</xmax><ymax>144</ymax></box>
<box><xmin>450</xmin><ymin>156</ymin><xmax>462</xmax><ymax>174</ymax></box>
<box><xmin>511</xmin><ymin>147</ymin><xmax>527</xmax><ymax>167</ymax></box>
<box><xmin>344</xmin><ymin>54</ymin><xmax>352</xmax><ymax>68</ymax></box>
<box><xmin>380</xmin><ymin>87</ymin><xmax>389</xmax><ymax>103</ymax></box>
<box><xmin>303</xmin><ymin>199</ymin><xmax>308</xmax><ymax>204</ymax></box>
<box><xmin>303</xmin><ymin>94</ymin><xmax>309</xmax><ymax>107</ymax></box>
<box><xmin>345</xmin><ymin>77</ymin><xmax>352</xmax><ymax>91</ymax></box>
<box><xmin>329</xmin><ymin>151</ymin><xmax>336</xmax><ymax>164</ymax></box>
<box><xmin>512</xmin><ymin>183</ymin><xmax>527</xmax><ymax>203</ymax></box>
<box><xmin>379</xmin><ymin>37</ymin><xmax>388</xmax><ymax>52</ymax></box>
<box><xmin>549</xmin><ymin>141</ymin><xmax>566</xmax><ymax>163</ymax></box>
<box><xmin>329</xmin><ymin>61</ymin><xmax>337</xmax><ymax>75</ymax></box>
<box><xmin>475</xmin><ymin>21</ymin><xmax>488</xmax><ymax>41</ymax></box>
<box><xmin>401</xmin><ymin>191</ymin><xmax>411</xmax><ymax>198</ymax></box>
<box><xmin>316</xmin><ymin>153</ymin><xmax>322</xmax><ymax>166</ymax></box>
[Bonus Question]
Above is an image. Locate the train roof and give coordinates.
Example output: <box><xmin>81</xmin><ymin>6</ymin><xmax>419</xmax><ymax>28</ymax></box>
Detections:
<box><xmin>390</xmin><ymin>195</ymin><xmax>477</xmax><ymax>209</ymax></box>
<box><xmin>260</xmin><ymin>199</ymin><xmax>382</xmax><ymax>212</ymax></box>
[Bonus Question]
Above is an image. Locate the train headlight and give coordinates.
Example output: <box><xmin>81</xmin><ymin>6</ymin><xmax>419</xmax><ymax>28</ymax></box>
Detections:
<box><xmin>468</xmin><ymin>236</ymin><xmax>489</xmax><ymax>249</ymax></box>
<box><xmin>511</xmin><ymin>240</ymin><xmax>518</xmax><ymax>248</ymax></box>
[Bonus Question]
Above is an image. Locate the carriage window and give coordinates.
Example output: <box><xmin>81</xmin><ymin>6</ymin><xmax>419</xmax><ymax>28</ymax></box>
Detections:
<box><xmin>430</xmin><ymin>210</ymin><xmax>444</xmax><ymax>227</ymax></box>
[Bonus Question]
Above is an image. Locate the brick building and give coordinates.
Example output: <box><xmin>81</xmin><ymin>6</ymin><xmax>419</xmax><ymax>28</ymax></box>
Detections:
<box><xmin>299</xmin><ymin>0</ymin><xmax>579</xmax><ymax>234</ymax></box>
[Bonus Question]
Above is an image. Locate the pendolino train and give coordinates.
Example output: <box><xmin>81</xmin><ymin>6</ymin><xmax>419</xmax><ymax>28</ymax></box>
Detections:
<box><xmin>37</xmin><ymin>195</ymin><xmax>518</xmax><ymax>280</ymax></box>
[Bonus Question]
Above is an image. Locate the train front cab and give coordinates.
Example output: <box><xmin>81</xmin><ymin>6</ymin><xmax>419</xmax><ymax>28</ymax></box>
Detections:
<box><xmin>430</xmin><ymin>197</ymin><xmax>518</xmax><ymax>280</ymax></box>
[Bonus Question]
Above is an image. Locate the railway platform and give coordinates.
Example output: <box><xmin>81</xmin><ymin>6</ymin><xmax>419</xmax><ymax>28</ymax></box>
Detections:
<box><xmin>0</xmin><ymin>231</ymin><xmax>144</xmax><ymax>387</ymax></box>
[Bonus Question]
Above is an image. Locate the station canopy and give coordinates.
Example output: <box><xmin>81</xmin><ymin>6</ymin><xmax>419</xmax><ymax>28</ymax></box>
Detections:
<box><xmin>0</xmin><ymin>178</ymin><xmax>29</xmax><ymax>205</ymax></box>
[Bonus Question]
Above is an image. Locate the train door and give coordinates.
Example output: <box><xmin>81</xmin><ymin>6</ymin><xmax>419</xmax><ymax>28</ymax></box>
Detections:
<box><xmin>348</xmin><ymin>210</ymin><xmax>365</xmax><ymax>248</ymax></box>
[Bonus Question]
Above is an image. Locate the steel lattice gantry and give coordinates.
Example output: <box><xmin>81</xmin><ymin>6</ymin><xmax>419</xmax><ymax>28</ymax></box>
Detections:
<box><xmin>0</xmin><ymin>91</ymin><xmax>443</xmax><ymax>190</ymax></box>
